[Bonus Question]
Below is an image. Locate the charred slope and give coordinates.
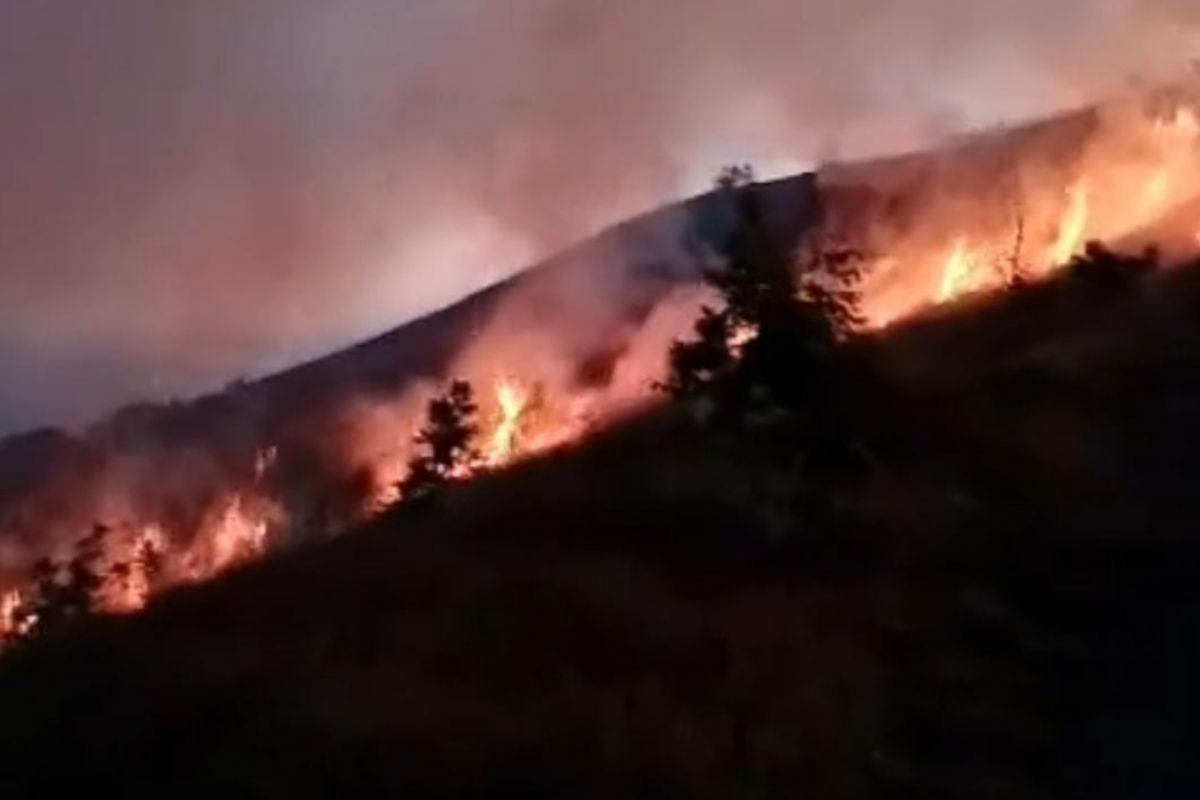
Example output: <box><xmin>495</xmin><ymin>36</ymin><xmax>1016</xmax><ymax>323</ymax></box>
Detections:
<box><xmin>2</xmin><ymin>258</ymin><xmax>1200</xmax><ymax>797</ymax></box>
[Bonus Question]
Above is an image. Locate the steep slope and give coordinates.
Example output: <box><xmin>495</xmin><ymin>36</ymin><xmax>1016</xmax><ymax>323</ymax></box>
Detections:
<box><xmin>2</xmin><ymin>92</ymin><xmax>1200</xmax><ymax>605</ymax></box>
<box><xmin>3</xmin><ymin>258</ymin><xmax>1200</xmax><ymax>796</ymax></box>
<box><xmin>0</xmin><ymin>172</ymin><xmax>821</xmax><ymax>584</ymax></box>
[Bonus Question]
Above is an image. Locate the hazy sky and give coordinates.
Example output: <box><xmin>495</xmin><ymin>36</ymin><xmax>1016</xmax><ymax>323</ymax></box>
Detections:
<box><xmin>1</xmin><ymin>0</ymin><xmax>1197</xmax><ymax>432</ymax></box>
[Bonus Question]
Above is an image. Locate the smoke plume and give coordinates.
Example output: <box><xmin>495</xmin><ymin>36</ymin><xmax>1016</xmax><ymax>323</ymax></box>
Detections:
<box><xmin>1</xmin><ymin>0</ymin><xmax>1197</xmax><ymax>432</ymax></box>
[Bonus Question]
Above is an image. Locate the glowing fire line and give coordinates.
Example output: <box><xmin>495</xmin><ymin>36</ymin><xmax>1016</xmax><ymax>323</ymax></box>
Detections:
<box><xmin>937</xmin><ymin>238</ymin><xmax>974</xmax><ymax>303</ymax></box>
<box><xmin>487</xmin><ymin>378</ymin><xmax>528</xmax><ymax>466</ymax></box>
<box><xmin>1049</xmin><ymin>181</ymin><xmax>1090</xmax><ymax>268</ymax></box>
<box><xmin>7</xmin><ymin>97</ymin><xmax>1200</xmax><ymax>647</ymax></box>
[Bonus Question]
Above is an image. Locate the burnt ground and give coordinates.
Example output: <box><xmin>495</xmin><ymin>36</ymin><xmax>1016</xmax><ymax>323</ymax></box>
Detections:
<box><xmin>1</xmin><ymin>258</ymin><xmax>1200</xmax><ymax>797</ymax></box>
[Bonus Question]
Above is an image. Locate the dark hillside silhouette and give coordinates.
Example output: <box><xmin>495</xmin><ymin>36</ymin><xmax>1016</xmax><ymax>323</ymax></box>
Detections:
<box><xmin>1</xmin><ymin>245</ymin><xmax>1199</xmax><ymax>797</ymax></box>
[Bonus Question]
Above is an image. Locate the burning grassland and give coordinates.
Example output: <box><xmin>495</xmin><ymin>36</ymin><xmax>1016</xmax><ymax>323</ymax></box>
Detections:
<box><xmin>5</xmin><ymin>90</ymin><xmax>1200</xmax><ymax>645</ymax></box>
<box><xmin>824</xmin><ymin>96</ymin><xmax>1200</xmax><ymax>325</ymax></box>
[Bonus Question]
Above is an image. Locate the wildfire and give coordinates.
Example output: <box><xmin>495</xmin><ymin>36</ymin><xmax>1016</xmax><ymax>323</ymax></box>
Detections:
<box><xmin>102</xmin><ymin>525</ymin><xmax>165</xmax><ymax>614</ymax></box>
<box><xmin>1048</xmin><ymin>181</ymin><xmax>1090</xmax><ymax>268</ymax></box>
<box><xmin>476</xmin><ymin>375</ymin><xmax>595</xmax><ymax>471</ymax></box>
<box><xmin>937</xmin><ymin>238</ymin><xmax>974</xmax><ymax>303</ymax></box>
<box><xmin>486</xmin><ymin>378</ymin><xmax>529</xmax><ymax>466</ymax></box>
<box><xmin>1</xmin><ymin>588</ymin><xmax>24</xmax><ymax>639</ymax></box>
<box><xmin>8</xmin><ymin>93</ymin><xmax>1200</xmax><ymax>653</ymax></box>
<box><xmin>202</xmin><ymin>495</ymin><xmax>271</xmax><ymax>575</ymax></box>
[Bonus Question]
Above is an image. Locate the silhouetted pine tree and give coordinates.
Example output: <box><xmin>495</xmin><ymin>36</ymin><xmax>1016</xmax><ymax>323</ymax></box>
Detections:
<box><xmin>665</xmin><ymin>166</ymin><xmax>864</xmax><ymax>419</ymax></box>
<box><xmin>664</xmin><ymin>167</ymin><xmax>870</xmax><ymax>542</ymax></box>
<box><xmin>662</xmin><ymin>305</ymin><xmax>736</xmax><ymax>398</ymax></box>
<box><xmin>397</xmin><ymin>379</ymin><xmax>480</xmax><ymax>506</ymax></box>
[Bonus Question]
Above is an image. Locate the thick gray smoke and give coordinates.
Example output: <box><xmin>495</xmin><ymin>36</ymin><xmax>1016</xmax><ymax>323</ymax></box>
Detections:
<box><xmin>0</xmin><ymin>0</ymin><xmax>1197</xmax><ymax>432</ymax></box>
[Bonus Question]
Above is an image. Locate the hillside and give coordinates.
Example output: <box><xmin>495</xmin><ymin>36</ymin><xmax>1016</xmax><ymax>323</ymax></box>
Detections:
<box><xmin>2</xmin><ymin>254</ymin><xmax>1199</xmax><ymax>797</ymax></box>
<box><xmin>5</xmin><ymin>96</ymin><xmax>1190</xmax><ymax>594</ymax></box>
<box><xmin>0</xmin><ymin>171</ymin><xmax>821</xmax><ymax>584</ymax></box>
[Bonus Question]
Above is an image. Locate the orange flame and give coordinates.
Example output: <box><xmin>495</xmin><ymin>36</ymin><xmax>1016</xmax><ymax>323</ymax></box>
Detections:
<box><xmin>205</xmin><ymin>495</ymin><xmax>270</xmax><ymax>574</ymax></box>
<box><xmin>102</xmin><ymin>525</ymin><xmax>165</xmax><ymax>614</ymax></box>
<box><xmin>486</xmin><ymin>378</ymin><xmax>529</xmax><ymax>466</ymax></box>
<box><xmin>9</xmin><ymin>96</ymin><xmax>1200</xmax><ymax>648</ymax></box>
<box><xmin>937</xmin><ymin>238</ymin><xmax>973</xmax><ymax>302</ymax></box>
<box><xmin>0</xmin><ymin>588</ymin><xmax>24</xmax><ymax>640</ymax></box>
<box><xmin>1048</xmin><ymin>181</ymin><xmax>1090</xmax><ymax>268</ymax></box>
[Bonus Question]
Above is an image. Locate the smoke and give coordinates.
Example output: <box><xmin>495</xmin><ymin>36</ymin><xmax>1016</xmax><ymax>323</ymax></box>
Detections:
<box><xmin>0</xmin><ymin>0</ymin><xmax>1197</xmax><ymax>432</ymax></box>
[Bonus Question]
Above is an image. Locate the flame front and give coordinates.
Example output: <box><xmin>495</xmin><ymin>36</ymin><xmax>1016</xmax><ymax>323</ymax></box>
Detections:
<box><xmin>5</xmin><ymin>92</ymin><xmax>1200</xmax><ymax>649</ymax></box>
<box><xmin>101</xmin><ymin>525</ymin><xmax>164</xmax><ymax>614</ymax></box>
<box><xmin>487</xmin><ymin>378</ymin><xmax>529</xmax><ymax>466</ymax></box>
<box><xmin>1048</xmin><ymin>181</ymin><xmax>1090</xmax><ymax>268</ymax></box>
<box><xmin>937</xmin><ymin>238</ymin><xmax>973</xmax><ymax>302</ymax></box>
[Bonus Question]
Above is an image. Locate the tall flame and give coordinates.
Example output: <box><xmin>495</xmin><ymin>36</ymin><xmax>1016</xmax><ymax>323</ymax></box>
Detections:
<box><xmin>0</xmin><ymin>588</ymin><xmax>24</xmax><ymax>639</ymax></box>
<box><xmin>1048</xmin><ymin>181</ymin><xmax>1090</xmax><ymax>268</ymax></box>
<box><xmin>487</xmin><ymin>378</ymin><xmax>529</xmax><ymax>466</ymax></box>
<box><xmin>103</xmin><ymin>525</ymin><xmax>165</xmax><ymax>614</ymax></box>
<box><xmin>205</xmin><ymin>495</ymin><xmax>270</xmax><ymax>574</ymax></box>
<box><xmin>936</xmin><ymin>238</ymin><xmax>997</xmax><ymax>303</ymax></box>
<box><xmin>937</xmin><ymin>237</ymin><xmax>974</xmax><ymax>303</ymax></box>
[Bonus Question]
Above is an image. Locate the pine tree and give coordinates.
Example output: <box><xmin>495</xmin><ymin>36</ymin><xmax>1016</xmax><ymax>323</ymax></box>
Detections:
<box><xmin>664</xmin><ymin>165</ymin><xmax>786</xmax><ymax>402</ymax></box>
<box><xmin>662</xmin><ymin>304</ymin><xmax>736</xmax><ymax>398</ymax></box>
<box><xmin>664</xmin><ymin>166</ymin><xmax>863</xmax><ymax>417</ymax></box>
<box><xmin>397</xmin><ymin>379</ymin><xmax>480</xmax><ymax>506</ymax></box>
